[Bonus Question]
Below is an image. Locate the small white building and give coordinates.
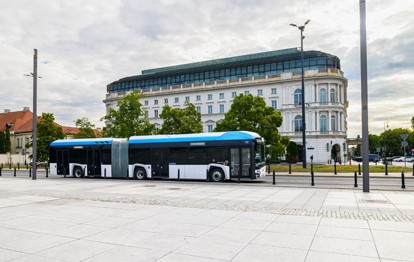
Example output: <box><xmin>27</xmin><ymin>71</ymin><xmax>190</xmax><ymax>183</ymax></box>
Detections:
<box><xmin>104</xmin><ymin>48</ymin><xmax>348</xmax><ymax>163</ymax></box>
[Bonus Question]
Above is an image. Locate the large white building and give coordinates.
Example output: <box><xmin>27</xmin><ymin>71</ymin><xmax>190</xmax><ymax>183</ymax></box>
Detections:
<box><xmin>104</xmin><ymin>48</ymin><xmax>348</xmax><ymax>163</ymax></box>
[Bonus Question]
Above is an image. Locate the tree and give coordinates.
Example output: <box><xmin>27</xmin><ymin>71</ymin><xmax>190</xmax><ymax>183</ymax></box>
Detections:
<box><xmin>411</xmin><ymin>116</ymin><xmax>414</xmax><ymax>130</ymax></box>
<box><xmin>214</xmin><ymin>94</ymin><xmax>288</xmax><ymax>158</ymax></box>
<box><xmin>101</xmin><ymin>91</ymin><xmax>155</xmax><ymax>137</ymax></box>
<box><xmin>34</xmin><ymin>113</ymin><xmax>65</xmax><ymax>162</ymax></box>
<box><xmin>379</xmin><ymin>128</ymin><xmax>413</xmax><ymax>156</ymax></box>
<box><xmin>286</xmin><ymin>141</ymin><xmax>298</xmax><ymax>163</ymax></box>
<box><xmin>368</xmin><ymin>133</ymin><xmax>380</xmax><ymax>154</ymax></box>
<box><xmin>159</xmin><ymin>102</ymin><xmax>203</xmax><ymax>134</ymax></box>
<box><xmin>4</xmin><ymin>128</ymin><xmax>11</xmax><ymax>153</ymax></box>
<box><xmin>0</xmin><ymin>131</ymin><xmax>5</xmax><ymax>153</ymax></box>
<box><xmin>74</xmin><ymin>117</ymin><xmax>97</xmax><ymax>138</ymax></box>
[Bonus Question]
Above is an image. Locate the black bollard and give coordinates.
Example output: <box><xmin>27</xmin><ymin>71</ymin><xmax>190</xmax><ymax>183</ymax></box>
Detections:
<box><xmin>385</xmin><ymin>161</ymin><xmax>388</xmax><ymax>176</ymax></box>
<box><xmin>0</xmin><ymin>168</ymin><xmax>2</xmax><ymax>176</ymax></box>
<box><xmin>104</xmin><ymin>168</ymin><xmax>106</xmax><ymax>178</ymax></box>
<box><xmin>412</xmin><ymin>163</ymin><xmax>414</xmax><ymax>176</ymax></box>
<box><xmin>354</xmin><ymin>172</ymin><xmax>358</xmax><ymax>187</ymax></box>
<box><xmin>334</xmin><ymin>162</ymin><xmax>337</xmax><ymax>175</ymax></box>
<box><xmin>358</xmin><ymin>163</ymin><xmax>361</xmax><ymax>175</ymax></box>
<box><xmin>272</xmin><ymin>170</ymin><xmax>275</xmax><ymax>185</ymax></box>
<box><xmin>289</xmin><ymin>164</ymin><xmax>291</xmax><ymax>174</ymax></box>
<box><xmin>29</xmin><ymin>168</ymin><xmax>31</xmax><ymax>177</ymax></box>
<box><xmin>178</xmin><ymin>169</ymin><xmax>180</xmax><ymax>181</ymax></box>
<box><xmin>14</xmin><ymin>167</ymin><xmax>16</xmax><ymax>177</ymax></box>
<box><xmin>311</xmin><ymin>170</ymin><xmax>315</xmax><ymax>186</ymax></box>
<box><xmin>46</xmin><ymin>167</ymin><xmax>48</xmax><ymax>178</ymax></box>
<box><xmin>402</xmin><ymin>172</ymin><xmax>406</xmax><ymax>189</ymax></box>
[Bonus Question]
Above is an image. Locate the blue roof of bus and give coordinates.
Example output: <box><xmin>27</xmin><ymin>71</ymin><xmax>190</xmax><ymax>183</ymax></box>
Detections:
<box><xmin>50</xmin><ymin>138</ymin><xmax>114</xmax><ymax>147</ymax></box>
<box><xmin>129</xmin><ymin>131</ymin><xmax>261</xmax><ymax>144</ymax></box>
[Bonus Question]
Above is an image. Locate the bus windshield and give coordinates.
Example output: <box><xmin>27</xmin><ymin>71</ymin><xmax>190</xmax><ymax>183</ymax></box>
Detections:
<box><xmin>255</xmin><ymin>138</ymin><xmax>265</xmax><ymax>168</ymax></box>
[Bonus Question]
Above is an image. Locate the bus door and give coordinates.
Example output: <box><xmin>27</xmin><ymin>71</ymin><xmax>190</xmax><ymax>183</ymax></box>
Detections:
<box><xmin>87</xmin><ymin>149</ymin><xmax>101</xmax><ymax>177</ymax></box>
<box><xmin>56</xmin><ymin>150</ymin><xmax>69</xmax><ymax>175</ymax></box>
<box><xmin>152</xmin><ymin>148</ymin><xmax>169</xmax><ymax>178</ymax></box>
<box><xmin>230</xmin><ymin>147</ymin><xmax>252</xmax><ymax>179</ymax></box>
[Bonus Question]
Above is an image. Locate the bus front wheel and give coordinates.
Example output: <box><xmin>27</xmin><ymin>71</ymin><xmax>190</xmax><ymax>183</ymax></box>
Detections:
<box><xmin>210</xmin><ymin>169</ymin><xmax>224</xmax><ymax>182</ymax></box>
<box><xmin>73</xmin><ymin>166</ymin><xmax>84</xmax><ymax>178</ymax></box>
<box><xmin>134</xmin><ymin>168</ymin><xmax>146</xmax><ymax>180</ymax></box>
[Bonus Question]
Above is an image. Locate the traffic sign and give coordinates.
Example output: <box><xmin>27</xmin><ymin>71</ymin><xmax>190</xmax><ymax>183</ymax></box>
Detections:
<box><xmin>401</xmin><ymin>134</ymin><xmax>408</xmax><ymax>141</ymax></box>
<box><xmin>402</xmin><ymin>141</ymin><xmax>408</xmax><ymax>147</ymax></box>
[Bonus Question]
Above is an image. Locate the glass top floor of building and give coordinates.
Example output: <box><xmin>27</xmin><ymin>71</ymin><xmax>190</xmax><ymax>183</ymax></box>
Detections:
<box><xmin>107</xmin><ymin>47</ymin><xmax>341</xmax><ymax>93</ymax></box>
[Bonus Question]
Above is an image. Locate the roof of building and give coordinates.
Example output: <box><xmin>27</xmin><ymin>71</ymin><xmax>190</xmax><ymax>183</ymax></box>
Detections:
<box><xmin>0</xmin><ymin>108</ymin><xmax>81</xmax><ymax>135</ymax></box>
<box><xmin>0</xmin><ymin>109</ymin><xmax>33</xmax><ymax>133</ymax></box>
<box><xmin>142</xmin><ymin>48</ymin><xmax>300</xmax><ymax>75</ymax></box>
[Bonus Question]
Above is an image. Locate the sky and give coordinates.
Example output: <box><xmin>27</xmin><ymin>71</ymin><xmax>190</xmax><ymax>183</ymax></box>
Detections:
<box><xmin>1</xmin><ymin>0</ymin><xmax>413</xmax><ymax>138</ymax></box>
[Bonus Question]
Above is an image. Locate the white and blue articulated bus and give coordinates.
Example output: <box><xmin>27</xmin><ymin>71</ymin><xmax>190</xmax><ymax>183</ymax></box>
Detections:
<box><xmin>49</xmin><ymin>131</ymin><xmax>266</xmax><ymax>182</ymax></box>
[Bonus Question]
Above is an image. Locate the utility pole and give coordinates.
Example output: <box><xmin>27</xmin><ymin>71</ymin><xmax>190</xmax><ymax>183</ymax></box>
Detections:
<box><xmin>32</xmin><ymin>49</ymin><xmax>38</xmax><ymax>180</ymax></box>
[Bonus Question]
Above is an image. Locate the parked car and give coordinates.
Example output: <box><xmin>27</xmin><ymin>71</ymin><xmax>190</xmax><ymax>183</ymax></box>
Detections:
<box><xmin>353</xmin><ymin>154</ymin><xmax>380</xmax><ymax>163</ymax></box>
<box><xmin>369</xmin><ymin>154</ymin><xmax>380</xmax><ymax>163</ymax></box>
<box><xmin>29</xmin><ymin>161</ymin><xmax>48</xmax><ymax>167</ymax></box>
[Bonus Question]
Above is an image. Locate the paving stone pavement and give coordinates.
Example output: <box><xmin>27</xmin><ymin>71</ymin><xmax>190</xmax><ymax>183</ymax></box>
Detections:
<box><xmin>1</xmin><ymin>176</ymin><xmax>414</xmax><ymax>261</ymax></box>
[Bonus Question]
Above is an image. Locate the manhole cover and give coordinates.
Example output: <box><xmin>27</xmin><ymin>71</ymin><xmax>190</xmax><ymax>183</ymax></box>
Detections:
<box><xmin>359</xmin><ymin>199</ymin><xmax>390</xmax><ymax>204</ymax></box>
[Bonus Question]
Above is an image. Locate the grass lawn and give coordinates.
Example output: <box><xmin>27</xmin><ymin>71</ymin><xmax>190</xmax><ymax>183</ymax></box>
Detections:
<box><xmin>271</xmin><ymin>163</ymin><xmax>413</xmax><ymax>173</ymax></box>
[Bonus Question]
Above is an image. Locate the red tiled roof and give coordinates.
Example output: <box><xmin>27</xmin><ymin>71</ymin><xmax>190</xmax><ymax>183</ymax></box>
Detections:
<box><xmin>0</xmin><ymin>109</ymin><xmax>80</xmax><ymax>135</ymax></box>
<box><xmin>0</xmin><ymin>110</ymin><xmax>33</xmax><ymax>133</ymax></box>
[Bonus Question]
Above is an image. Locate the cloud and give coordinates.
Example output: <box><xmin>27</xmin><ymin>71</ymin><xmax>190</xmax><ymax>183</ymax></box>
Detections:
<box><xmin>0</xmin><ymin>0</ymin><xmax>413</xmax><ymax>138</ymax></box>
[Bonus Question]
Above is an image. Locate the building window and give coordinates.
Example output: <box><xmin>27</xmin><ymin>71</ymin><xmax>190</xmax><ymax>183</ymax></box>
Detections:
<box><xmin>154</xmin><ymin>110</ymin><xmax>158</xmax><ymax>118</ymax></box>
<box><xmin>145</xmin><ymin>111</ymin><xmax>148</xmax><ymax>118</ymax></box>
<box><xmin>17</xmin><ymin>138</ymin><xmax>21</xmax><ymax>148</ymax></box>
<box><xmin>164</xmin><ymin>98</ymin><xmax>168</xmax><ymax>104</ymax></box>
<box><xmin>320</xmin><ymin>88</ymin><xmax>327</xmax><ymax>103</ymax></box>
<box><xmin>330</xmin><ymin>88</ymin><xmax>337</xmax><ymax>102</ymax></box>
<box><xmin>294</xmin><ymin>115</ymin><xmax>302</xmax><ymax>132</ymax></box>
<box><xmin>208</xmin><ymin>105</ymin><xmax>213</xmax><ymax>114</ymax></box>
<box><xmin>257</xmin><ymin>89</ymin><xmax>263</xmax><ymax>96</ymax></box>
<box><xmin>331</xmin><ymin>115</ymin><xmax>337</xmax><ymax>131</ymax></box>
<box><xmin>185</xmin><ymin>96</ymin><xmax>190</xmax><ymax>102</ymax></box>
<box><xmin>219</xmin><ymin>93</ymin><xmax>224</xmax><ymax>99</ymax></box>
<box><xmin>271</xmin><ymin>100</ymin><xmax>277</xmax><ymax>110</ymax></box>
<box><xmin>144</xmin><ymin>100</ymin><xmax>148</xmax><ymax>106</ymax></box>
<box><xmin>196</xmin><ymin>106</ymin><xmax>201</xmax><ymax>113</ymax></box>
<box><xmin>244</xmin><ymin>91</ymin><xmax>249</xmax><ymax>95</ymax></box>
<box><xmin>154</xmin><ymin>100</ymin><xmax>158</xmax><ymax>105</ymax></box>
<box><xmin>320</xmin><ymin>115</ymin><xmax>327</xmax><ymax>132</ymax></box>
<box><xmin>271</xmin><ymin>88</ymin><xmax>277</xmax><ymax>94</ymax></box>
<box><xmin>208</xmin><ymin>94</ymin><xmax>213</xmax><ymax>100</ymax></box>
<box><xmin>219</xmin><ymin>104</ymin><xmax>224</xmax><ymax>113</ymax></box>
<box><xmin>294</xmin><ymin>89</ymin><xmax>302</xmax><ymax>105</ymax></box>
<box><xmin>207</xmin><ymin>125</ymin><xmax>213</xmax><ymax>132</ymax></box>
<box><xmin>232</xmin><ymin>92</ymin><xmax>237</xmax><ymax>98</ymax></box>
<box><xmin>196</xmin><ymin>95</ymin><xmax>201</xmax><ymax>101</ymax></box>
<box><xmin>175</xmin><ymin>97</ymin><xmax>179</xmax><ymax>103</ymax></box>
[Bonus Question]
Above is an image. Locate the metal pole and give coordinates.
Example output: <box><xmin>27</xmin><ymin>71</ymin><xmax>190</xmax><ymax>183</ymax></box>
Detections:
<box><xmin>272</xmin><ymin>170</ymin><xmax>275</xmax><ymax>185</ymax></box>
<box><xmin>32</xmin><ymin>49</ymin><xmax>38</xmax><ymax>180</ymax></box>
<box><xmin>300</xmin><ymin>29</ymin><xmax>307</xmax><ymax>169</ymax></box>
<box><xmin>360</xmin><ymin>0</ymin><xmax>369</xmax><ymax>192</ymax></box>
<box><xmin>401</xmin><ymin>172</ymin><xmax>406</xmax><ymax>189</ymax></box>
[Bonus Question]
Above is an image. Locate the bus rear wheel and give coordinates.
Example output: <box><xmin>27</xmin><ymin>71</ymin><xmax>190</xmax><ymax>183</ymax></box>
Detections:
<box><xmin>73</xmin><ymin>166</ymin><xmax>84</xmax><ymax>178</ymax></box>
<box><xmin>210</xmin><ymin>169</ymin><xmax>224</xmax><ymax>182</ymax></box>
<box><xmin>134</xmin><ymin>167</ymin><xmax>146</xmax><ymax>180</ymax></box>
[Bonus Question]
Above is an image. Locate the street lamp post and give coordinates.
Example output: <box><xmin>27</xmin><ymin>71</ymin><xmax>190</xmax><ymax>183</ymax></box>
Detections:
<box><xmin>290</xmin><ymin>20</ymin><xmax>310</xmax><ymax>168</ymax></box>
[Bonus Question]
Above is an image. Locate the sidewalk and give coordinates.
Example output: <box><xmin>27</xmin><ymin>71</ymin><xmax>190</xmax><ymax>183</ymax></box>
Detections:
<box><xmin>0</xmin><ymin>177</ymin><xmax>414</xmax><ymax>261</ymax></box>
